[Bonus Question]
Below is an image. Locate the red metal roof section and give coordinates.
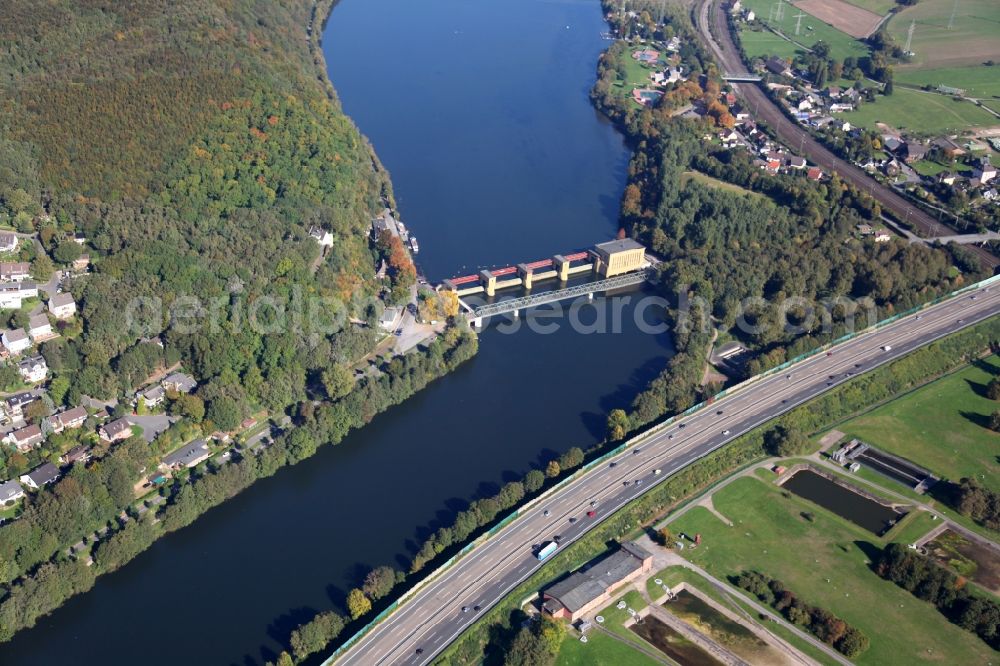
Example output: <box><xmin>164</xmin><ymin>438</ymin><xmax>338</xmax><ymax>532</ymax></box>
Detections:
<box><xmin>491</xmin><ymin>266</ymin><xmax>517</xmax><ymax>277</ymax></box>
<box><xmin>525</xmin><ymin>258</ymin><xmax>553</xmax><ymax>270</ymax></box>
<box><xmin>449</xmin><ymin>275</ymin><xmax>479</xmax><ymax>285</ymax></box>
<box><xmin>564</xmin><ymin>251</ymin><xmax>589</xmax><ymax>262</ymax></box>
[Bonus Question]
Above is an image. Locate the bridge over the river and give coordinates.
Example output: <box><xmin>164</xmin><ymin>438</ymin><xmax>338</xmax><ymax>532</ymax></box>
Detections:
<box><xmin>439</xmin><ymin>239</ymin><xmax>657</xmax><ymax>327</ymax></box>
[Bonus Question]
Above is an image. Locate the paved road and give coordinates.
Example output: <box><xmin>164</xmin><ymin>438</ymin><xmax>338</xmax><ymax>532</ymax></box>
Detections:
<box><xmin>331</xmin><ymin>282</ymin><xmax>1000</xmax><ymax>666</ymax></box>
<box><xmin>693</xmin><ymin>0</ymin><xmax>999</xmax><ymax>271</ymax></box>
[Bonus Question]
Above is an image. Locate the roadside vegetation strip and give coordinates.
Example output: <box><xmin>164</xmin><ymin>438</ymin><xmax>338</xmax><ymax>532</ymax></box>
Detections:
<box><xmin>326</xmin><ymin>278</ymin><xmax>1000</xmax><ymax>663</ymax></box>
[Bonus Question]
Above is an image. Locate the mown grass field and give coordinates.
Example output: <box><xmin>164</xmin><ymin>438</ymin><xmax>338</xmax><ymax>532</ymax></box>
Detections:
<box><xmin>741</xmin><ymin>0</ymin><xmax>871</xmax><ymax>61</ymax></box>
<box><xmin>886</xmin><ymin>0</ymin><xmax>1000</xmax><ymax>70</ymax></box>
<box><xmin>846</xmin><ymin>86</ymin><xmax>998</xmax><ymax>133</ymax></box>
<box><xmin>671</xmin><ymin>476</ymin><xmax>997</xmax><ymax>665</ymax></box>
<box><xmin>838</xmin><ymin>354</ymin><xmax>1000</xmax><ymax>488</ymax></box>
<box><xmin>739</xmin><ymin>25</ymin><xmax>804</xmax><ymax>59</ymax></box>
<box><xmin>682</xmin><ymin>170</ymin><xmax>767</xmax><ymax>198</ymax></box>
<box><xmin>556</xmin><ymin>629</ymin><xmax>660</xmax><ymax>666</ymax></box>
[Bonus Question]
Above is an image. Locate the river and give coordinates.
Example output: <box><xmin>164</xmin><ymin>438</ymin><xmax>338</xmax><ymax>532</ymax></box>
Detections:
<box><xmin>0</xmin><ymin>1</ymin><xmax>672</xmax><ymax>663</ymax></box>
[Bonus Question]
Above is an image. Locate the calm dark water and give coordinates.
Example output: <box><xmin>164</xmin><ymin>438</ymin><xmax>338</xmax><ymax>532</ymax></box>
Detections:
<box><xmin>783</xmin><ymin>469</ymin><xmax>903</xmax><ymax>535</ymax></box>
<box><xmin>0</xmin><ymin>1</ymin><xmax>673</xmax><ymax>664</ymax></box>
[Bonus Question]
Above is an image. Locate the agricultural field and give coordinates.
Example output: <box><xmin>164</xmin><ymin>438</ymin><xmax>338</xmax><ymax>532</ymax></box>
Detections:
<box><xmin>796</xmin><ymin>0</ymin><xmax>883</xmax><ymax>39</ymax></box>
<box><xmin>886</xmin><ymin>0</ymin><xmax>1000</xmax><ymax>70</ymax></box>
<box><xmin>837</xmin><ymin>354</ymin><xmax>1000</xmax><ymax>488</ymax></box>
<box><xmin>670</xmin><ymin>476</ymin><xmax>997</xmax><ymax>665</ymax></box>
<box><xmin>845</xmin><ymin>85</ymin><xmax>998</xmax><ymax>134</ymax></box>
<box><xmin>741</xmin><ymin>0</ymin><xmax>871</xmax><ymax>61</ymax></box>
<box><xmin>843</xmin><ymin>0</ymin><xmax>899</xmax><ymax>15</ymax></box>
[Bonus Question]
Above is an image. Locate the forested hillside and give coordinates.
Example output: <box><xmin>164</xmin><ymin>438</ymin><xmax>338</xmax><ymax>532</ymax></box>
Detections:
<box><xmin>0</xmin><ymin>0</ymin><xmax>390</xmax><ymax>412</ymax></box>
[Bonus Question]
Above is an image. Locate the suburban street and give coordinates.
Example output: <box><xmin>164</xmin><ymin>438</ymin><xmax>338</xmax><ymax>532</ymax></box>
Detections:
<box><xmin>331</xmin><ymin>282</ymin><xmax>1000</xmax><ymax>666</ymax></box>
<box><xmin>694</xmin><ymin>0</ymin><xmax>999</xmax><ymax>270</ymax></box>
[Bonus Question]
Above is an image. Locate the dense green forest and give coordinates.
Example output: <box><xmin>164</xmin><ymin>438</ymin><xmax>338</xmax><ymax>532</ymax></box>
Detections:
<box><xmin>0</xmin><ymin>0</ymin><xmax>477</xmax><ymax>643</ymax></box>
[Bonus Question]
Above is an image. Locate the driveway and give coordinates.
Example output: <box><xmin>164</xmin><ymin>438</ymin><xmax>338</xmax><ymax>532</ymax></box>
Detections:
<box><xmin>127</xmin><ymin>414</ymin><xmax>177</xmax><ymax>442</ymax></box>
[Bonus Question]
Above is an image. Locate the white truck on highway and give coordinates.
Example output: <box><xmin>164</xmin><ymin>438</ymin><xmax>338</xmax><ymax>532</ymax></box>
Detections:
<box><xmin>536</xmin><ymin>541</ymin><xmax>558</xmax><ymax>561</ymax></box>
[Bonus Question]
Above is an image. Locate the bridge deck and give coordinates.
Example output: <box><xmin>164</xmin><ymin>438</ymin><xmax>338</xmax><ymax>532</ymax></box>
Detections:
<box><xmin>469</xmin><ymin>268</ymin><xmax>653</xmax><ymax>319</ymax></box>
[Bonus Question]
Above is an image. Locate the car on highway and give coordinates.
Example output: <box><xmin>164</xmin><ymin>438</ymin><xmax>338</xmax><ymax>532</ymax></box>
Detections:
<box><xmin>635</xmin><ymin>479</ymin><xmax>643</xmax><ymax>486</ymax></box>
<box><xmin>543</xmin><ymin>510</ymin><xmax>550</xmax><ymax>517</ymax></box>
<box><xmin>654</xmin><ymin>468</ymin><xmax>662</xmax><ymax>475</ymax></box>
<box><xmin>722</xmin><ymin>429</ymin><xmax>731</xmax><ymax>435</ymax></box>
<box><xmin>474</xmin><ymin>605</ymin><xmax>481</xmax><ymax>612</ymax></box>
<box><xmin>716</xmin><ymin>409</ymin><xmax>723</xmax><ymax>415</ymax></box>
<box><xmin>586</xmin><ymin>510</ymin><xmax>596</xmax><ymax>518</ymax></box>
<box><xmin>461</xmin><ymin>606</ymin><xmax>469</xmax><ymax>613</ymax></box>
<box><xmin>416</xmin><ymin>648</ymin><xmax>424</xmax><ymax>656</ymax></box>
<box><xmin>882</xmin><ymin>345</ymin><xmax>892</xmax><ymax>352</ymax></box>
<box><xmin>568</xmin><ymin>517</ymin><xmax>577</xmax><ymax>524</ymax></box>
<box><xmin>826</xmin><ymin>351</ymin><xmax>833</xmax><ymax>356</ymax></box>
<box><xmin>589</xmin><ymin>500</ymin><xmax>597</xmax><ymax>507</ymax></box>
<box><xmin>633</xmin><ymin>448</ymin><xmax>641</xmax><ymax>455</ymax></box>
<box><xmin>609</xmin><ymin>461</ymin><xmax>616</xmax><ymax>468</ymax></box>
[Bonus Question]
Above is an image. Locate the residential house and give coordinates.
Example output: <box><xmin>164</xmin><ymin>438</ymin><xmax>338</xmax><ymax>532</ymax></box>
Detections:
<box><xmin>15</xmin><ymin>281</ymin><xmax>37</xmax><ymax>299</ymax></box>
<box><xmin>5</xmin><ymin>424</ymin><xmax>44</xmax><ymax>452</ymax></box>
<box><xmin>932</xmin><ymin>136</ymin><xmax>965</xmax><ymax>160</ymax></box>
<box><xmin>4</xmin><ymin>392</ymin><xmax>37</xmax><ymax>420</ymax></box>
<box><xmin>883</xmin><ymin>136</ymin><xmax>903</xmax><ymax>154</ymax></box>
<box><xmin>308</xmin><ymin>225</ymin><xmax>334</xmax><ymax>248</ymax></box>
<box><xmin>379</xmin><ymin>307</ymin><xmax>400</xmax><ymax>331</ymax></box>
<box><xmin>0</xmin><ymin>284</ymin><xmax>23</xmax><ymax>309</ymax></box>
<box><xmin>59</xmin><ymin>444</ymin><xmax>92</xmax><ymax>465</ymax></box>
<box><xmin>939</xmin><ymin>172</ymin><xmax>958</xmax><ymax>186</ymax></box>
<box><xmin>2</xmin><ymin>328</ymin><xmax>30</xmax><ymax>355</ymax></box>
<box><xmin>72</xmin><ymin>254</ymin><xmax>90</xmax><ymax>272</ymax></box>
<box><xmin>766</xmin><ymin>56</ymin><xmax>789</xmax><ymax>76</ymax></box>
<box><xmin>48</xmin><ymin>292</ymin><xmax>76</xmax><ymax>319</ymax></box>
<box><xmin>807</xmin><ymin>167</ymin><xmax>823</xmax><ymax>181</ymax></box>
<box><xmin>19</xmin><ymin>463</ymin><xmax>60</xmax><ymax>490</ymax></box>
<box><xmin>973</xmin><ymin>157</ymin><xmax>996</xmax><ymax>185</ymax></box>
<box><xmin>50</xmin><ymin>406</ymin><xmax>88</xmax><ymax>433</ymax></box>
<box><xmin>18</xmin><ymin>356</ymin><xmax>47</xmax><ymax>383</ymax></box>
<box><xmin>99</xmin><ymin>417</ymin><xmax>133</xmax><ymax>443</ymax></box>
<box><xmin>0</xmin><ymin>479</ymin><xmax>25</xmax><ymax>504</ymax></box>
<box><xmin>719</xmin><ymin>129</ymin><xmax>740</xmax><ymax>145</ymax></box>
<box><xmin>903</xmin><ymin>141</ymin><xmax>929</xmax><ymax>164</ymax></box>
<box><xmin>0</xmin><ymin>232</ymin><xmax>18</xmax><ymax>254</ymax></box>
<box><xmin>829</xmin><ymin>103</ymin><xmax>854</xmax><ymax>113</ymax></box>
<box><xmin>141</xmin><ymin>385</ymin><xmax>165</xmax><ymax>408</ymax></box>
<box><xmin>0</xmin><ymin>262</ymin><xmax>30</xmax><ymax>282</ymax></box>
<box><xmin>873</xmin><ymin>228</ymin><xmax>892</xmax><ymax>242</ymax></box>
<box><xmin>162</xmin><ymin>439</ymin><xmax>211</xmax><ymax>469</ymax></box>
<box><xmin>856</xmin><ymin>224</ymin><xmax>874</xmax><ymax>236</ymax></box>
<box><xmin>787</xmin><ymin>156</ymin><xmax>807</xmax><ymax>169</ymax></box>
<box><xmin>162</xmin><ymin>372</ymin><xmax>197</xmax><ymax>393</ymax></box>
<box><xmin>541</xmin><ymin>542</ymin><xmax>653</xmax><ymax>622</ymax></box>
<box><xmin>27</xmin><ymin>313</ymin><xmax>53</xmax><ymax>342</ymax></box>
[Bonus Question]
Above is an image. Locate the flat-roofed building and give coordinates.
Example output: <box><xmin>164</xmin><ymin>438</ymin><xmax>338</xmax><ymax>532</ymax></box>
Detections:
<box><xmin>593</xmin><ymin>239</ymin><xmax>647</xmax><ymax>278</ymax></box>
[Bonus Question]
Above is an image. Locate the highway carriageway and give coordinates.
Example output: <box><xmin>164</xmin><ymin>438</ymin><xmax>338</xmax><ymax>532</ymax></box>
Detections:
<box><xmin>332</xmin><ymin>282</ymin><xmax>1000</xmax><ymax>665</ymax></box>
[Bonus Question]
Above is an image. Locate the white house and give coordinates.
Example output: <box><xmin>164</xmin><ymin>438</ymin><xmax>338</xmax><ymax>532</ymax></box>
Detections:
<box><xmin>27</xmin><ymin>313</ymin><xmax>53</xmax><ymax>342</ymax></box>
<box><xmin>2</xmin><ymin>328</ymin><xmax>31</xmax><ymax>355</ymax></box>
<box><xmin>0</xmin><ymin>285</ymin><xmax>22</xmax><ymax>310</ymax></box>
<box><xmin>18</xmin><ymin>356</ymin><xmax>48</xmax><ymax>383</ymax></box>
<box><xmin>309</xmin><ymin>225</ymin><xmax>334</xmax><ymax>248</ymax></box>
<box><xmin>5</xmin><ymin>424</ymin><xmax>44</xmax><ymax>452</ymax></box>
<box><xmin>873</xmin><ymin>228</ymin><xmax>892</xmax><ymax>242</ymax></box>
<box><xmin>48</xmin><ymin>292</ymin><xmax>76</xmax><ymax>319</ymax></box>
<box><xmin>0</xmin><ymin>233</ymin><xmax>18</xmax><ymax>254</ymax></box>
<box><xmin>19</xmin><ymin>463</ymin><xmax>60</xmax><ymax>490</ymax></box>
<box><xmin>0</xmin><ymin>479</ymin><xmax>24</xmax><ymax>503</ymax></box>
<box><xmin>0</xmin><ymin>262</ymin><xmax>30</xmax><ymax>282</ymax></box>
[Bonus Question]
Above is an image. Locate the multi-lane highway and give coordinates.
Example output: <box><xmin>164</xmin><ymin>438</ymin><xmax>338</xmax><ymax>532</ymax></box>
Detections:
<box><xmin>694</xmin><ymin>0</ymin><xmax>999</xmax><ymax>270</ymax></box>
<box><xmin>331</xmin><ymin>282</ymin><xmax>999</xmax><ymax>666</ymax></box>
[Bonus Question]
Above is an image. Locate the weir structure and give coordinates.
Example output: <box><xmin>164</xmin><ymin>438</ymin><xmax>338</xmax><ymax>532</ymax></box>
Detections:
<box><xmin>439</xmin><ymin>239</ymin><xmax>656</xmax><ymax>327</ymax></box>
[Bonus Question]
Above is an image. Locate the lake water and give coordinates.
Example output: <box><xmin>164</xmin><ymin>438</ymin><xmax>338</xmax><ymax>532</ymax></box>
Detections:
<box><xmin>0</xmin><ymin>1</ymin><xmax>674</xmax><ymax>663</ymax></box>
